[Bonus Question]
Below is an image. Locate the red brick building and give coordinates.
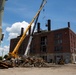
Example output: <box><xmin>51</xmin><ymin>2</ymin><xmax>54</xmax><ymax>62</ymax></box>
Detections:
<box><xmin>10</xmin><ymin>20</ymin><xmax>76</xmax><ymax>63</ymax></box>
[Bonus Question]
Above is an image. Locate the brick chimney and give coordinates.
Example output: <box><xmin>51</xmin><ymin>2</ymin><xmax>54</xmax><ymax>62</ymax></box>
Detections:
<box><xmin>68</xmin><ymin>22</ymin><xmax>70</xmax><ymax>28</ymax></box>
<box><xmin>20</xmin><ymin>28</ymin><xmax>24</xmax><ymax>36</ymax></box>
<box><xmin>37</xmin><ymin>22</ymin><xmax>40</xmax><ymax>33</ymax></box>
<box><xmin>46</xmin><ymin>19</ymin><xmax>51</xmax><ymax>31</ymax></box>
<box><xmin>28</xmin><ymin>26</ymin><xmax>31</xmax><ymax>35</ymax></box>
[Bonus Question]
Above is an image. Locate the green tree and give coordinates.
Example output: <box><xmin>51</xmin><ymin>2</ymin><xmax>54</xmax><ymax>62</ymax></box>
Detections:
<box><xmin>4</xmin><ymin>54</ymin><xmax>8</xmax><ymax>59</ymax></box>
<box><xmin>0</xmin><ymin>56</ymin><xmax>2</xmax><ymax>60</ymax></box>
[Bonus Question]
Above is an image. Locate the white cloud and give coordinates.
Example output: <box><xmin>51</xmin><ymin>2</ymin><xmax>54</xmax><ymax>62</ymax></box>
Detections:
<box><xmin>8</xmin><ymin>33</ymin><xmax>19</xmax><ymax>40</ymax></box>
<box><xmin>0</xmin><ymin>45</ymin><xmax>9</xmax><ymax>56</ymax></box>
<box><xmin>6</xmin><ymin>21</ymin><xmax>29</xmax><ymax>33</ymax></box>
<box><xmin>6</xmin><ymin>21</ymin><xmax>33</xmax><ymax>40</ymax></box>
<box><xmin>0</xmin><ymin>21</ymin><xmax>34</xmax><ymax>56</ymax></box>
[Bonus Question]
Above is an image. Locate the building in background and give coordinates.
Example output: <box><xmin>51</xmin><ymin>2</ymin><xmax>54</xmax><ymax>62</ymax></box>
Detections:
<box><xmin>10</xmin><ymin>19</ymin><xmax>76</xmax><ymax>64</ymax></box>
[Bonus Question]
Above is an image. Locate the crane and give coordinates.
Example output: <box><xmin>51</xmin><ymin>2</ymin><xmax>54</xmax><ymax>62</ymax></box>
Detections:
<box><xmin>24</xmin><ymin>0</ymin><xmax>46</xmax><ymax>56</ymax></box>
<box><xmin>0</xmin><ymin>0</ymin><xmax>7</xmax><ymax>43</ymax></box>
<box><xmin>9</xmin><ymin>0</ymin><xmax>47</xmax><ymax>58</ymax></box>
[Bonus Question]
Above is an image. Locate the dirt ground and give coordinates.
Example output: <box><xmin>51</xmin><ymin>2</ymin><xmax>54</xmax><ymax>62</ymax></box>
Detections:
<box><xmin>0</xmin><ymin>64</ymin><xmax>76</xmax><ymax>75</ymax></box>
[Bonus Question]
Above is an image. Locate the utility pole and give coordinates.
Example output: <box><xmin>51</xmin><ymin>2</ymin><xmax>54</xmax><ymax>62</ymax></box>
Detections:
<box><xmin>0</xmin><ymin>0</ymin><xmax>7</xmax><ymax>43</ymax></box>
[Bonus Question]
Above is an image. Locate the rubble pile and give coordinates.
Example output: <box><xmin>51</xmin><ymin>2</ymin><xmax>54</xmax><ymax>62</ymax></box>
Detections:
<box><xmin>0</xmin><ymin>60</ymin><xmax>13</xmax><ymax>69</ymax></box>
<box><xmin>0</xmin><ymin>57</ymin><xmax>55</xmax><ymax>69</ymax></box>
<box><xmin>19</xmin><ymin>57</ymin><xmax>48</xmax><ymax>67</ymax></box>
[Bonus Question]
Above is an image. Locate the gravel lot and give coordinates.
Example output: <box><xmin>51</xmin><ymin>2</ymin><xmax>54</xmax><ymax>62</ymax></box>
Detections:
<box><xmin>0</xmin><ymin>64</ymin><xmax>76</xmax><ymax>75</ymax></box>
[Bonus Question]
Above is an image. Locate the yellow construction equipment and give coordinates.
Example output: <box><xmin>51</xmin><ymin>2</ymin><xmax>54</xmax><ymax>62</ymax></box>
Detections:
<box><xmin>9</xmin><ymin>0</ymin><xmax>47</xmax><ymax>58</ymax></box>
<box><xmin>0</xmin><ymin>0</ymin><xmax>47</xmax><ymax>69</ymax></box>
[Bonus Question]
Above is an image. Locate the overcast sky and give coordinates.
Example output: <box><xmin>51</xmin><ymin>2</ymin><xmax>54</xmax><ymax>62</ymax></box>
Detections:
<box><xmin>0</xmin><ymin>0</ymin><xmax>76</xmax><ymax>56</ymax></box>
